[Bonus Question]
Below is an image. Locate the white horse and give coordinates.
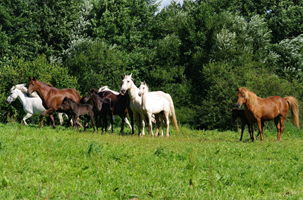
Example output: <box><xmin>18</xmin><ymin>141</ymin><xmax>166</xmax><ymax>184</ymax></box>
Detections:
<box><xmin>138</xmin><ymin>81</ymin><xmax>179</xmax><ymax>137</ymax></box>
<box><xmin>120</xmin><ymin>74</ymin><xmax>159</xmax><ymax>136</ymax></box>
<box><xmin>6</xmin><ymin>84</ymin><xmax>68</xmax><ymax>125</ymax></box>
<box><xmin>120</xmin><ymin>74</ymin><xmax>147</xmax><ymax>135</ymax></box>
<box><xmin>98</xmin><ymin>85</ymin><xmax>132</xmax><ymax>131</ymax></box>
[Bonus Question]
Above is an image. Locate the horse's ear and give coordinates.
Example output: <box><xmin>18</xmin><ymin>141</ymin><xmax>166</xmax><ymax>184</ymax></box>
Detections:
<box><xmin>29</xmin><ymin>76</ymin><xmax>31</xmax><ymax>81</ymax></box>
<box><xmin>236</xmin><ymin>87</ymin><xmax>240</xmax><ymax>92</ymax></box>
<box><xmin>144</xmin><ymin>81</ymin><xmax>146</xmax><ymax>85</ymax></box>
<box><xmin>33</xmin><ymin>76</ymin><xmax>36</xmax><ymax>81</ymax></box>
<box><xmin>122</xmin><ymin>73</ymin><xmax>126</xmax><ymax>79</ymax></box>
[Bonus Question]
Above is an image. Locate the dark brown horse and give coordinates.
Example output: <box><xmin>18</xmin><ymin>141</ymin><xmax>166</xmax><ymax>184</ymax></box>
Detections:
<box><xmin>60</xmin><ymin>97</ymin><xmax>95</xmax><ymax>131</ymax></box>
<box><xmin>26</xmin><ymin>76</ymin><xmax>81</xmax><ymax>128</ymax></box>
<box><xmin>236</xmin><ymin>87</ymin><xmax>299</xmax><ymax>142</ymax></box>
<box><xmin>82</xmin><ymin>91</ymin><xmax>114</xmax><ymax>133</ymax></box>
<box><xmin>231</xmin><ymin>108</ymin><xmax>264</xmax><ymax>141</ymax></box>
<box><xmin>98</xmin><ymin>89</ymin><xmax>134</xmax><ymax>134</ymax></box>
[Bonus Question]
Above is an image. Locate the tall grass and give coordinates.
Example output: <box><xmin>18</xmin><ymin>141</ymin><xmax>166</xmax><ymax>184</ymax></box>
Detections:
<box><xmin>0</xmin><ymin>122</ymin><xmax>302</xmax><ymax>199</ymax></box>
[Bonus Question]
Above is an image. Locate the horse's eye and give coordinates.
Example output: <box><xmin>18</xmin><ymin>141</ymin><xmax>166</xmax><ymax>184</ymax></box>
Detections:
<box><xmin>32</xmin><ymin>84</ymin><xmax>34</xmax><ymax>86</ymax></box>
<box><xmin>242</xmin><ymin>95</ymin><xmax>245</xmax><ymax>98</ymax></box>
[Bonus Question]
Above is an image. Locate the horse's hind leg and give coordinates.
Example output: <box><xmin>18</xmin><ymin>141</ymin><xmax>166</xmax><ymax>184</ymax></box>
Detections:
<box><xmin>118</xmin><ymin>114</ymin><xmax>125</xmax><ymax>134</ymax></box>
<box><xmin>250</xmin><ymin>123</ymin><xmax>255</xmax><ymax>142</ymax></box>
<box><xmin>57</xmin><ymin>112</ymin><xmax>63</xmax><ymax>125</ymax></box>
<box><xmin>164</xmin><ymin>112</ymin><xmax>170</xmax><ymax>137</ymax></box>
<box><xmin>274</xmin><ymin>117</ymin><xmax>284</xmax><ymax>142</ymax></box>
<box><xmin>108</xmin><ymin>115</ymin><xmax>115</xmax><ymax>131</ymax></box>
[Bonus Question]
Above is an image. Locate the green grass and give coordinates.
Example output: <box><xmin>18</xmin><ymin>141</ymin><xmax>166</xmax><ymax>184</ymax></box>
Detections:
<box><xmin>0</xmin><ymin>122</ymin><xmax>303</xmax><ymax>199</ymax></box>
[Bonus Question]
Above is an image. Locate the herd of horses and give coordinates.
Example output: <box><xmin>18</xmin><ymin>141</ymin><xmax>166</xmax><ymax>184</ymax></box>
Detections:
<box><xmin>7</xmin><ymin>74</ymin><xmax>179</xmax><ymax>137</ymax></box>
<box><xmin>6</xmin><ymin>75</ymin><xmax>300</xmax><ymax>141</ymax></box>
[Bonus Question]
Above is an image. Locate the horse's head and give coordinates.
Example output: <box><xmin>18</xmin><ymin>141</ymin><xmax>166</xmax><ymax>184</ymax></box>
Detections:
<box><xmin>120</xmin><ymin>73</ymin><xmax>134</xmax><ymax>94</ymax></box>
<box><xmin>6</xmin><ymin>86</ymin><xmax>18</xmax><ymax>104</ymax></box>
<box><xmin>138</xmin><ymin>81</ymin><xmax>148</xmax><ymax>97</ymax></box>
<box><xmin>82</xmin><ymin>90</ymin><xmax>95</xmax><ymax>103</ymax></box>
<box><xmin>60</xmin><ymin>97</ymin><xmax>70</xmax><ymax>110</ymax></box>
<box><xmin>27</xmin><ymin>76</ymin><xmax>38</xmax><ymax>96</ymax></box>
<box><xmin>236</xmin><ymin>87</ymin><xmax>247</xmax><ymax>108</ymax></box>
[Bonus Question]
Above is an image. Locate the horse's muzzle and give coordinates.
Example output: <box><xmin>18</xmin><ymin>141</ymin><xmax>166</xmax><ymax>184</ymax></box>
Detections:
<box><xmin>26</xmin><ymin>92</ymin><xmax>31</xmax><ymax>96</ymax></box>
<box><xmin>236</xmin><ymin>103</ymin><xmax>242</xmax><ymax>108</ymax></box>
<box><xmin>138</xmin><ymin>92</ymin><xmax>141</xmax><ymax>97</ymax></box>
<box><xmin>120</xmin><ymin>89</ymin><xmax>125</xmax><ymax>94</ymax></box>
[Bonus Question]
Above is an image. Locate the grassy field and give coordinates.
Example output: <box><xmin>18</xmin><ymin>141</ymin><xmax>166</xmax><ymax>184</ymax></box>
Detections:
<box><xmin>0</xmin><ymin>122</ymin><xmax>303</xmax><ymax>199</ymax></box>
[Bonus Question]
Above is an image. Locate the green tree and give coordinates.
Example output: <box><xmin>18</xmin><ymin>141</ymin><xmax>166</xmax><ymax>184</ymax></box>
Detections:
<box><xmin>0</xmin><ymin>0</ymin><xmax>83</xmax><ymax>62</ymax></box>
<box><xmin>64</xmin><ymin>40</ymin><xmax>126</xmax><ymax>94</ymax></box>
<box><xmin>90</xmin><ymin>0</ymin><xmax>159</xmax><ymax>51</ymax></box>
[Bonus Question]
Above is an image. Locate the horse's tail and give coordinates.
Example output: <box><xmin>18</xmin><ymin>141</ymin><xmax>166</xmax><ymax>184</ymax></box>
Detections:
<box><xmin>163</xmin><ymin>93</ymin><xmax>179</xmax><ymax>133</ymax></box>
<box><xmin>285</xmin><ymin>96</ymin><xmax>300</xmax><ymax>129</ymax></box>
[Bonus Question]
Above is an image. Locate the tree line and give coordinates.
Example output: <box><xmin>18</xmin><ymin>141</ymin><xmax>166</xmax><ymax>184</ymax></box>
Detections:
<box><xmin>1</xmin><ymin>0</ymin><xmax>303</xmax><ymax>130</ymax></box>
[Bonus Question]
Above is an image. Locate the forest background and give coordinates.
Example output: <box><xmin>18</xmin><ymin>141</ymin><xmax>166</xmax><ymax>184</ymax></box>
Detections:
<box><xmin>1</xmin><ymin>0</ymin><xmax>303</xmax><ymax>130</ymax></box>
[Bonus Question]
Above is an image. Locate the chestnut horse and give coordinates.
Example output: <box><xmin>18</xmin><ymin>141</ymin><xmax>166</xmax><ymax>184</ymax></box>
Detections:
<box><xmin>236</xmin><ymin>87</ymin><xmax>299</xmax><ymax>142</ymax></box>
<box><xmin>26</xmin><ymin>76</ymin><xmax>81</xmax><ymax>128</ymax></box>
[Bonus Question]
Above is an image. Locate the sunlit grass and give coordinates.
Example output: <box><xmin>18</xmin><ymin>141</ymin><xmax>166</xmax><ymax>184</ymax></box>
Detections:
<box><xmin>0</xmin><ymin>122</ymin><xmax>302</xmax><ymax>199</ymax></box>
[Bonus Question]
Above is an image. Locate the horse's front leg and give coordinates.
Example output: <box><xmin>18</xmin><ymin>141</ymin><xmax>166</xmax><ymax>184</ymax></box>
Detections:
<box><xmin>147</xmin><ymin>113</ymin><xmax>154</xmax><ymax>136</ymax></box>
<box><xmin>257</xmin><ymin>119</ymin><xmax>263</xmax><ymax>142</ymax></box>
<box><xmin>108</xmin><ymin>115</ymin><xmax>115</xmax><ymax>131</ymax></box>
<box><xmin>23</xmin><ymin>113</ymin><xmax>33</xmax><ymax>125</ymax></box>
<box><xmin>128</xmin><ymin>109</ymin><xmax>134</xmax><ymax>135</ymax></box>
<box><xmin>71</xmin><ymin>115</ymin><xmax>76</xmax><ymax>130</ymax></box>
<box><xmin>90</xmin><ymin>113</ymin><xmax>96</xmax><ymax>132</ymax></box>
<box><xmin>139</xmin><ymin>113</ymin><xmax>146</xmax><ymax>136</ymax></box>
<box><xmin>239</xmin><ymin>123</ymin><xmax>245</xmax><ymax>141</ymax></box>
<box><xmin>40</xmin><ymin>108</ymin><xmax>55</xmax><ymax>128</ymax></box>
<box><xmin>109</xmin><ymin>113</ymin><xmax>114</xmax><ymax>133</ymax></box>
<box><xmin>119</xmin><ymin>114</ymin><xmax>125</xmax><ymax>134</ymax></box>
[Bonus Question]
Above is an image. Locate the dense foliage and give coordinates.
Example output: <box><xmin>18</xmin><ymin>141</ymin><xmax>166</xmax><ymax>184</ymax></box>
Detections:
<box><xmin>1</xmin><ymin>0</ymin><xmax>303</xmax><ymax>130</ymax></box>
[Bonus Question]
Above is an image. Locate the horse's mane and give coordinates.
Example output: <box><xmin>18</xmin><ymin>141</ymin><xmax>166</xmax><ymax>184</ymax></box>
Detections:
<box><xmin>98</xmin><ymin>86</ymin><xmax>109</xmax><ymax>92</ymax></box>
<box><xmin>64</xmin><ymin>97</ymin><xmax>77</xmax><ymax>104</ymax></box>
<box><xmin>239</xmin><ymin>87</ymin><xmax>258</xmax><ymax>105</ymax></box>
<box><xmin>14</xmin><ymin>84</ymin><xmax>40</xmax><ymax>97</ymax></box>
<box><xmin>140</xmin><ymin>82</ymin><xmax>149</xmax><ymax>92</ymax></box>
<box><xmin>98</xmin><ymin>86</ymin><xmax>119</xmax><ymax>95</ymax></box>
<box><xmin>90</xmin><ymin>88</ymin><xmax>99</xmax><ymax>94</ymax></box>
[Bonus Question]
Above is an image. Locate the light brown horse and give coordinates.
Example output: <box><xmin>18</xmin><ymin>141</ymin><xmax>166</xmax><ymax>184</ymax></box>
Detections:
<box><xmin>236</xmin><ymin>87</ymin><xmax>299</xmax><ymax>142</ymax></box>
<box><xmin>26</xmin><ymin>76</ymin><xmax>81</xmax><ymax>128</ymax></box>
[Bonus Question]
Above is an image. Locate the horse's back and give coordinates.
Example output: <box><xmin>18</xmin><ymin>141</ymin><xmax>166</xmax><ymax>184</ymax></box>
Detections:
<box><xmin>47</xmin><ymin>87</ymin><xmax>81</xmax><ymax>110</ymax></box>
<box><xmin>257</xmin><ymin>96</ymin><xmax>288</xmax><ymax>120</ymax></box>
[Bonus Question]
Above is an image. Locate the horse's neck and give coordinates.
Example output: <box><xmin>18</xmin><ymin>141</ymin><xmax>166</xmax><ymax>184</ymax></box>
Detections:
<box><xmin>141</xmin><ymin>90</ymin><xmax>148</xmax><ymax>107</ymax></box>
<box><xmin>92</xmin><ymin>95</ymin><xmax>101</xmax><ymax>107</ymax></box>
<box><xmin>128</xmin><ymin>83</ymin><xmax>140</xmax><ymax>103</ymax></box>
<box><xmin>36</xmin><ymin>81</ymin><xmax>51</xmax><ymax>101</ymax></box>
<box><xmin>69</xmin><ymin>101</ymin><xmax>78</xmax><ymax>113</ymax></box>
<box><xmin>16</xmin><ymin>90</ymin><xmax>28</xmax><ymax>105</ymax></box>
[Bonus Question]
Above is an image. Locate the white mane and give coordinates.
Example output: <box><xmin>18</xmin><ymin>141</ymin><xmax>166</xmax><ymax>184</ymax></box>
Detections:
<box><xmin>98</xmin><ymin>85</ymin><xmax>119</xmax><ymax>95</ymax></box>
<box><xmin>14</xmin><ymin>84</ymin><xmax>40</xmax><ymax>97</ymax></box>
